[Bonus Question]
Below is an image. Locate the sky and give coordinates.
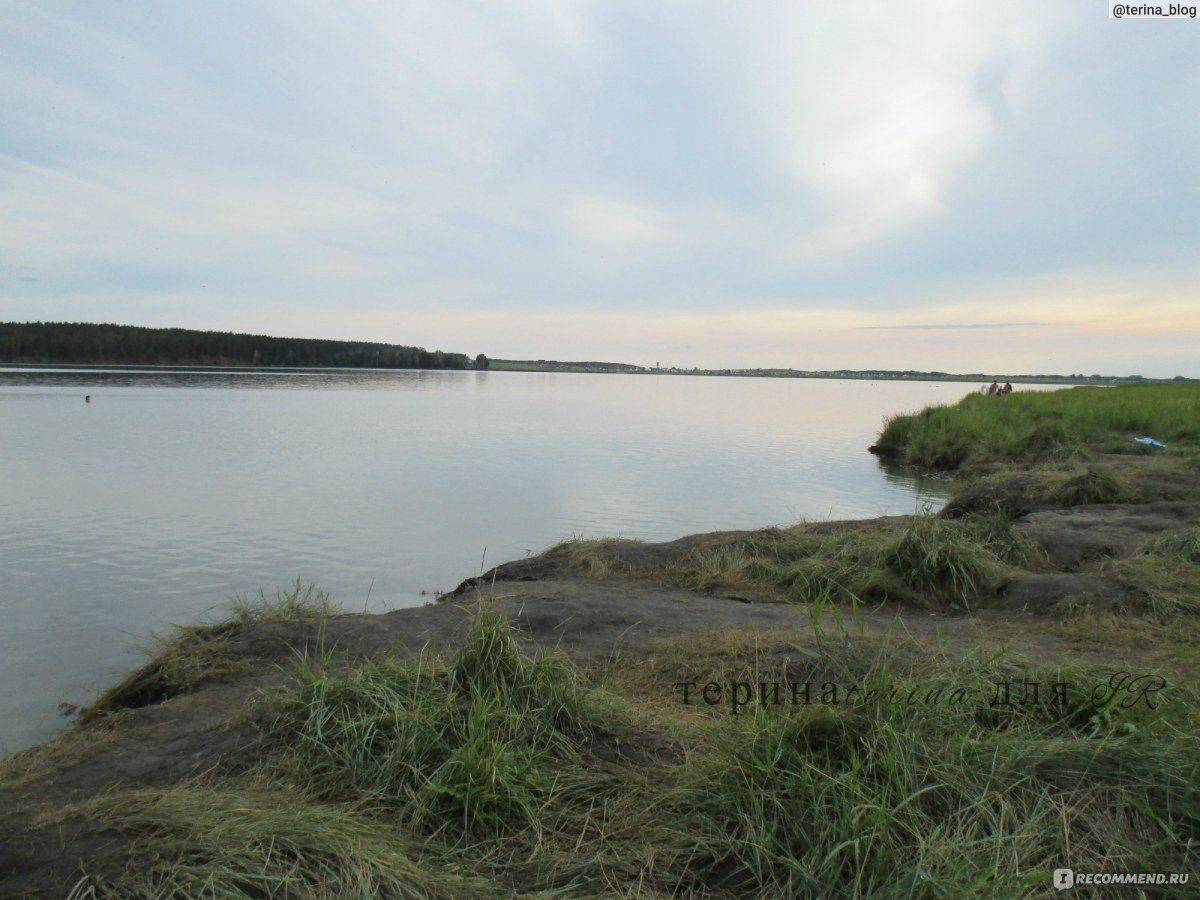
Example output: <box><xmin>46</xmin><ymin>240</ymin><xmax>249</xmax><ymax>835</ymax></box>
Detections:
<box><xmin>1</xmin><ymin>1</ymin><xmax>1198</xmax><ymax>377</ymax></box>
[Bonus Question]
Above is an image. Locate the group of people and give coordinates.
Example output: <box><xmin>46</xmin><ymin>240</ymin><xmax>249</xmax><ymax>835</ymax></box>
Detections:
<box><xmin>982</xmin><ymin>381</ymin><xmax>1013</xmax><ymax>396</ymax></box>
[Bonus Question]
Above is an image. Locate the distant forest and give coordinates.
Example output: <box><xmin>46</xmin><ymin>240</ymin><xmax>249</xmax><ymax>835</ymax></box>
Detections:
<box><xmin>0</xmin><ymin>322</ymin><xmax>479</xmax><ymax>370</ymax></box>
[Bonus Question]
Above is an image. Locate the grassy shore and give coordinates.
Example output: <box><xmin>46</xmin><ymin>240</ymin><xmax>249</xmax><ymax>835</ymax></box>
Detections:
<box><xmin>24</xmin><ymin>602</ymin><xmax>1199</xmax><ymax>898</ymax></box>
<box><xmin>5</xmin><ymin>382</ymin><xmax>1200</xmax><ymax>897</ymax></box>
<box><xmin>872</xmin><ymin>381</ymin><xmax>1200</xmax><ymax>471</ymax></box>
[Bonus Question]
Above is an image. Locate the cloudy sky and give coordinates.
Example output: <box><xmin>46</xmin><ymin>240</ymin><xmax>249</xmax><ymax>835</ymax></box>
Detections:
<box><xmin>2</xmin><ymin>1</ymin><xmax>1197</xmax><ymax>376</ymax></box>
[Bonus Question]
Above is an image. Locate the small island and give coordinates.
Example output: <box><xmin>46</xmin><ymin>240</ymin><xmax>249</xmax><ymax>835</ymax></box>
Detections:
<box><xmin>2</xmin><ymin>381</ymin><xmax>1197</xmax><ymax>897</ymax></box>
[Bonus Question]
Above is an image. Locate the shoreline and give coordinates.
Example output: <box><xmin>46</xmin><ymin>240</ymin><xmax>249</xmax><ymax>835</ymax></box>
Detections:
<box><xmin>4</xmin><ymin>492</ymin><xmax>1199</xmax><ymax>895</ymax></box>
<box><xmin>1</xmin><ymin>360</ymin><xmax>1155</xmax><ymax>385</ymax></box>
<box><xmin>4</xmin><ymin>384</ymin><xmax>1198</xmax><ymax>896</ymax></box>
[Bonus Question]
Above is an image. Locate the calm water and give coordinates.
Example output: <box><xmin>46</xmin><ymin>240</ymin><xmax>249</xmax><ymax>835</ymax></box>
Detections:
<box><xmin>0</xmin><ymin>368</ymin><xmax>1045</xmax><ymax>752</ymax></box>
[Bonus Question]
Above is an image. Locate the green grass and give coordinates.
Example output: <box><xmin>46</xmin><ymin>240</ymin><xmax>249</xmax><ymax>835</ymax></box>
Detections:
<box><xmin>79</xmin><ymin>581</ymin><xmax>342</xmax><ymax>720</ymax></box>
<box><xmin>875</xmin><ymin>382</ymin><xmax>1200</xmax><ymax>471</ymax></box>
<box><xmin>890</xmin><ymin>517</ymin><xmax>1007</xmax><ymax>603</ymax></box>
<box><xmin>1046</xmin><ymin>464</ymin><xmax>1126</xmax><ymax>506</ymax></box>
<box><xmin>59</xmin><ymin>608</ymin><xmax>1200</xmax><ymax>898</ymax></box>
<box><xmin>1098</xmin><ymin>527</ymin><xmax>1200</xmax><ymax>621</ymax></box>
<box><xmin>1146</xmin><ymin>526</ymin><xmax>1200</xmax><ymax>564</ymax></box>
<box><xmin>562</xmin><ymin>514</ymin><xmax>1022</xmax><ymax>611</ymax></box>
<box><xmin>146</xmin><ymin>580</ymin><xmax>341</xmax><ymax>693</ymax></box>
<box><xmin>273</xmin><ymin>604</ymin><xmax>602</xmax><ymax>840</ymax></box>
<box><xmin>681</xmin><ymin>653</ymin><xmax>1199</xmax><ymax>896</ymax></box>
<box><xmin>227</xmin><ymin>579</ymin><xmax>339</xmax><ymax>625</ymax></box>
<box><xmin>780</xmin><ymin>515</ymin><xmax>1014</xmax><ymax>610</ymax></box>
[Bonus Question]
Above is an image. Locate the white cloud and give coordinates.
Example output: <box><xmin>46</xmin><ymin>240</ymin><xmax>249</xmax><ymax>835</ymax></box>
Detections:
<box><xmin>732</xmin><ymin>0</ymin><xmax>1062</xmax><ymax>256</ymax></box>
<box><xmin>1</xmin><ymin>2</ymin><xmax>1196</xmax><ymax>376</ymax></box>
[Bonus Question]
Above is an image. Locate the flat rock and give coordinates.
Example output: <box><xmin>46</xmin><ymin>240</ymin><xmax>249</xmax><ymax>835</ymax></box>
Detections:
<box><xmin>999</xmin><ymin>574</ymin><xmax>1127</xmax><ymax>614</ymax></box>
<box><xmin>1021</xmin><ymin>501</ymin><xmax>1200</xmax><ymax>570</ymax></box>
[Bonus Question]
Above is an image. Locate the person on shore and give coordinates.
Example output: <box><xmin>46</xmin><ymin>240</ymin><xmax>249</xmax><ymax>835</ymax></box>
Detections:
<box><xmin>1002</xmin><ymin>382</ymin><xmax>1013</xmax><ymax>394</ymax></box>
<box><xmin>987</xmin><ymin>381</ymin><xmax>999</xmax><ymax>395</ymax></box>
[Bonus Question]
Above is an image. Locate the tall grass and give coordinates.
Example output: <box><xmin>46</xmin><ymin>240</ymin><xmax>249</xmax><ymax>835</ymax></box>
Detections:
<box><xmin>273</xmin><ymin>605</ymin><xmax>601</xmax><ymax>840</ymax></box>
<box><xmin>58</xmin><ymin>607</ymin><xmax>1200</xmax><ymax>898</ymax></box>
<box><xmin>876</xmin><ymin>382</ymin><xmax>1200</xmax><ymax>470</ymax></box>
<box><xmin>228</xmin><ymin>579</ymin><xmax>338</xmax><ymax>625</ymax></box>
<box><xmin>676</xmin><ymin>648</ymin><xmax>1200</xmax><ymax>897</ymax></box>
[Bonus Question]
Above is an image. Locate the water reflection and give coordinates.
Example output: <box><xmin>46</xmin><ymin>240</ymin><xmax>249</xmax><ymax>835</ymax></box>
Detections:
<box><xmin>0</xmin><ymin>369</ymin><xmax>1054</xmax><ymax>753</ymax></box>
<box><xmin>876</xmin><ymin>456</ymin><xmax>953</xmax><ymax>512</ymax></box>
<box><xmin>0</xmin><ymin>366</ymin><xmax>489</xmax><ymax>391</ymax></box>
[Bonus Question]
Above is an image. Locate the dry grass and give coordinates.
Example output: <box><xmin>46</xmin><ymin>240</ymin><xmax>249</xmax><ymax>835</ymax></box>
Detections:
<box><xmin>541</xmin><ymin>536</ymin><xmax>644</xmax><ymax>577</ymax></box>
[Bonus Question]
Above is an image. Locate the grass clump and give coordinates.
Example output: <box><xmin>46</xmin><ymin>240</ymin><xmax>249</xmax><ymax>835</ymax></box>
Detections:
<box><xmin>673</xmin><ymin>541</ymin><xmax>767</xmax><ymax>588</ymax></box>
<box><xmin>958</xmin><ymin>508</ymin><xmax>1045</xmax><ymax>567</ymax></box>
<box><xmin>883</xmin><ymin>515</ymin><xmax>1008</xmax><ymax>607</ymax></box>
<box><xmin>550</xmin><ymin>514</ymin><xmax>1048</xmax><ymax>614</ymax></box>
<box><xmin>273</xmin><ymin>605</ymin><xmax>603</xmax><ymax>840</ymax></box>
<box><xmin>782</xmin><ymin>516</ymin><xmax>1011</xmax><ymax>610</ymax></box>
<box><xmin>665</xmin><ymin>529</ymin><xmax>812</xmax><ymax>591</ymax></box>
<box><xmin>135</xmin><ymin>623</ymin><xmax>250</xmax><ymax>697</ymax></box>
<box><xmin>65</xmin><ymin>608</ymin><xmax>658</xmax><ymax>897</ymax></box>
<box><xmin>541</xmin><ymin>535</ymin><xmax>642</xmax><ymax>577</ymax></box>
<box><xmin>1047</xmin><ymin>464</ymin><xmax>1125</xmax><ymax>507</ymax></box>
<box><xmin>79</xmin><ymin>582</ymin><xmax>340</xmax><ymax>720</ymax></box>
<box><xmin>642</xmin><ymin>517</ymin><xmax>1019</xmax><ymax>611</ymax></box>
<box><xmin>1145</xmin><ymin>526</ymin><xmax>1200</xmax><ymax>564</ymax></box>
<box><xmin>1100</xmin><ymin>529</ymin><xmax>1200</xmax><ymax>621</ymax></box>
<box><xmin>154</xmin><ymin>580</ymin><xmax>340</xmax><ymax>694</ymax></box>
<box><xmin>781</xmin><ymin>528</ymin><xmax>896</xmax><ymax>605</ymax></box>
<box><xmin>228</xmin><ymin>578</ymin><xmax>338</xmax><ymax>625</ymax></box>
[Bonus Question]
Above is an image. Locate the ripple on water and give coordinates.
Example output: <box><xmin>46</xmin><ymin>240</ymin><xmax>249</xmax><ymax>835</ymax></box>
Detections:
<box><xmin>0</xmin><ymin>371</ymin><xmax>1035</xmax><ymax>753</ymax></box>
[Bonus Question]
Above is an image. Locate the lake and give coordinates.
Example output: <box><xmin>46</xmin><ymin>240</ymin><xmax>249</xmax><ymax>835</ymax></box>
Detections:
<box><xmin>0</xmin><ymin>368</ymin><xmax>1049</xmax><ymax>753</ymax></box>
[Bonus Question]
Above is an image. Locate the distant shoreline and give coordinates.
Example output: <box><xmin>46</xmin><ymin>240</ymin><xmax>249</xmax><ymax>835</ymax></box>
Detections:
<box><xmin>489</xmin><ymin>360</ymin><xmax>1117</xmax><ymax>384</ymax></box>
<box><xmin>0</xmin><ymin>362</ymin><xmax>404</xmax><ymax>374</ymax></box>
<box><xmin>0</xmin><ymin>360</ymin><xmax>1174</xmax><ymax>386</ymax></box>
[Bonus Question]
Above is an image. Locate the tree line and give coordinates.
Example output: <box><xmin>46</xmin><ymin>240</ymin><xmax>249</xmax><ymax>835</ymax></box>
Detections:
<box><xmin>0</xmin><ymin>322</ymin><xmax>480</xmax><ymax>370</ymax></box>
